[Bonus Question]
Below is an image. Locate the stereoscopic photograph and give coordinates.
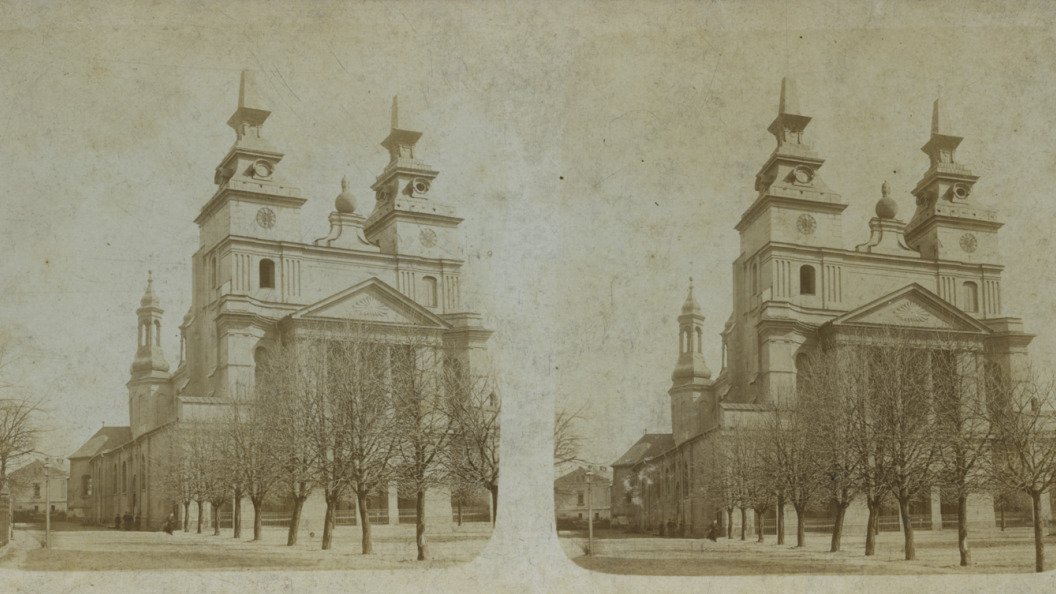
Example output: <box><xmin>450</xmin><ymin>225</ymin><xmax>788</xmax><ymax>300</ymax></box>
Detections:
<box><xmin>3</xmin><ymin>1</ymin><xmax>1056</xmax><ymax>592</ymax></box>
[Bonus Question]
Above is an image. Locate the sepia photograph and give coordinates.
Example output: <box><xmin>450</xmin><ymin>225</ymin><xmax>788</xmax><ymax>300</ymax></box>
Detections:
<box><xmin>3</xmin><ymin>1</ymin><xmax>1056</xmax><ymax>592</ymax></box>
<box><xmin>552</xmin><ymin>8</ymin><xmax>1056</xmax><ymax>581</ymax></box>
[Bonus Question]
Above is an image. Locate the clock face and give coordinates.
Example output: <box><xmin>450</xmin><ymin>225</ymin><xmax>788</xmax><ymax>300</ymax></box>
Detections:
<box><xmin>419</xmin><ymin>228</ymin><xmax>437</xmax><ymax>248</ymax></box>
<box><xmin>960</xmin><ymin>233</ymin><xmax>978</xmax><ymax>253</ymax></box>
<box><xmin>796</xmin><ymin>214</ymin><xmax>817</xmax><ymax>235</ymax></box>
<box><xmin>256</xmin><ymin>207</ymin><xmax>276</xmax><ymax>229</ymax></box>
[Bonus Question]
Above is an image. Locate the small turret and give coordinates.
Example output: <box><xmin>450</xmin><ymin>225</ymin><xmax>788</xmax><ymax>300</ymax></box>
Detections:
<box><xmin>671</xmin><ymin>278</ymin><xmax>711</xmax><ymax>384</ymax></box>
<box><xmin>131</xmin><ymin>271</ymin><xmax>169</xmax><ymax>376</ymax></box>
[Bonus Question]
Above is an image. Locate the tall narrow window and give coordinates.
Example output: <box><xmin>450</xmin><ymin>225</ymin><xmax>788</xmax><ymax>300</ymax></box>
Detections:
<box><xmin>422</xmin><ymin>276</ymin><xmax>439</xmax><ymax>307</ymax></box>
<box><xmin>963</xmin><ymin>281</ymin><xmax>979</xmax><ymax>313</ymax></box>
<box><xmin>799</xmin><ymin>265</ymin><xmax>816</xmax><ymax>295</ymax></box>
<box><xmin>211</xmin><ymin>256</ymin><xmax>218</xmax><ymax>288</ymax></box>
<box><xmin>750</xmin><ymin>262</ymin><xmax>758</xmax><ymax>294</ymax></box>
<box><xmin>695</xmin><ymin>327</ymin><xmax>703</xmax><ymax>353</ymax></box>
<box><xmin>259</xmin><ymin>258</ymin><xmax>275</xmax><ymax>289</ymax></box>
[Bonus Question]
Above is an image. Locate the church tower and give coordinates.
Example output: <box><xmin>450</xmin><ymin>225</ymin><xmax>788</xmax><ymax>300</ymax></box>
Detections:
<box><xmin>670</xmin><ymin>280</ymin><xmax>712</xmax><ymax>445</ymax></box>
<box><xmin>128</xmin><ymin>272</ymin><xmax>170</xmax><ymax>439</ymax></box>
<box><xmin>735</xmin><ymin>77</ymin><xmax>847</xmax><ymax>255</ymax></box>
<box><xmin>194</xmin><ymin>70</ymin><xmax>307</xmax><ymax>251</ymax></box>
<box><xmin>364</xmin><ymin>96</ymin><xmax>463</xmax><ymax>258</ymax></box>
<box><xmin>904</xmin><ymin>99</ymin><xmax>1002</xmax><ymax>262</ymax></box>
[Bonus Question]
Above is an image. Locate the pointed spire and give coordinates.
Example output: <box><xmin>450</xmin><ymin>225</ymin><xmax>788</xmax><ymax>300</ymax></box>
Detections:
<box><xmin>931</xmin><ymin>98</ymin><xmax>943</xmax><ymax>135</ymax></box>
<box><xmin>767</xmin><ymin>77</ymin><xmax>812</xmax><ymax>149</ymax></box>
<box><xmin>227</xmin><ymin>69</ymin><xmax>271</xmax><ymax>134</ymax></box>
<box><xmin>391</xmin><ymin>95</ymin><xmax>399</xmax><ymax>130</ymax></box>
<box><xmin>380</xmin><ymin>94</ymin><xmax>423</xmax><ymax>163</ymax></box>
<box><xmin>140</xmin><ymin>270</ymin><xmax>160</xmax><ymax>308</ymax></box>
<box><xmin>681</xmin><ymin>277</ymin><xmax>702</xmax><ymax>316</ymax></box>
<box><xmin>778</xmin><ymin>77</ymin><xmax>801</xmax><ymax>116</ymax></box>
<box><xmin>920</xmin><ymin>96</ymin><xmax>963</xmax><ymax>168</ymax></box>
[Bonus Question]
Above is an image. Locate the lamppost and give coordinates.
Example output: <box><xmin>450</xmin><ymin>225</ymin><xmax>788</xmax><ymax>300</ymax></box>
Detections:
<box><xmin>43</xmin><ymin>458</ymin><xmax>51</xmax><ymax>549</ymax></box>
<box><xmin>585</xmin><ymin>469</ymin><xmax>594</xmax><ymax>556</ymax></box>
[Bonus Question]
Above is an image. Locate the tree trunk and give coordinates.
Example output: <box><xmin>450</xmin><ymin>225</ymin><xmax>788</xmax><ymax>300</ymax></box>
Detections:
<box><xmin>457</xmin><ymin>498</ymin><xmax>463</xmax><ymax>526</ymax></box>
<box><xmin>357</xmin><ymin>490</ymin><xmax>373</xmax><ymax>555</ymax></box>
<box><xmin>793</xmin><ymin>503</ymin><xmax>806</xmax><ymax>547</ymax></box>
<box><xmin>251</xmin><ymin>496</ymin><xmax>264</xmax><ymax>541</ymax></box>
<box><xmin>830</xmin><ymin>503</ymin><xmax>846</xmax><ymax>552</ymax></box>
<box><xmin>233</xmin><ymin>493</ymin><xmax>242</xmax><ymax>538</ymax></box>
<box><xmin>490</xmin><ymin>483</ymin><xmax>499</xmax><ymax>527</ymax></box>
<box><xmin>897</xmin><ymin>495</ymin><xmax>915</xmax><ymax>560</ymax></box>
<box><xmin>776</xmin><ymin>494</ymin><xmax>785</xmax><ymax>545</ymax></box>
<box><xmin>1032</xmin><ymin>490</ymin><xmax>1045</xmax><ymax>572</ymax></box>
<box><xmin>739</xmin><ymin>507</ymin><xmax>747</xmax><ymax>541</ymax></box>
<box><xmin>416</xmin><ymin>490</ymin><xmax>428</xmax><ymax>561</ymax></box>
<box><xmin>183</xmin><ymin>501</ymin><xmax>190</xmax><ymax>532</ymax></box>
<box><xmin>321</xmin><ymin>494</ymin><xmax>337</xmax><ymax>551</ymax></box>
<box><xmin>212</xmin><ymin>503</ymin><xmax>221</xmax><ymax>536</ymax></box>
<box><xmin>865</xmin><ymin>499</ymin><xmax>879</xmax><ymax>556</ymax></box>
<box><xmin>756</xmin><ymin>508</ymin><xmax>765</xmax><ymax>543</ymax></box>
<box><xmin>196</xmin><ymin>500</ymin><xmax>203</xmax><ymax>534</ymax></box>
<box><xmin>286</xmin><ymin>495</ymin><xmax>305</xmax><ymax>546</ymax></box>
<box><xmin>726</xmin><ymin>507</ymin><xmax>734</xmax><ymax>539</ymax></box>
<box><xmin>1000</xmin><ymin>503</ymin><xmax>1006</xmax><ymax>531</ymax></box>
<box><xmin>955</xmin><ymin>494</ymin><xmax>970</xmax><ymax>566</ymax></box>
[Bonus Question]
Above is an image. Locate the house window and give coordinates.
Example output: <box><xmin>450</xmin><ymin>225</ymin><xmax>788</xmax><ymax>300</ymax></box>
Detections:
<box><xmin>259</xmin><ymin>258</ymin><xmax>275</xmax><ymax>289</ymax></box>
<box><xmin>33</xmin><ymin>484</ymin><xmax>40</xmax><ymax>499</ymax></box>
<box><xmin>963</xmin><ymin>281</ymin><xmax>979</xmax><ymax>313</ymax></box>
<box><xmin>799</xmin><ymin>265</ymin><xmax>816</xmax><ymax>295</ymax></box>
<box><xmin>577</xmin><ymin>492</ymin><xmax>585</xmax><ymax>506</ymax></box>
<box><xmin>421</xmin><ymin>276</ymin><xmax>438</xmax><ymax>307</ymax></box>
<box><xmin>82</xmin><ymin>475</ymin><xmax>92</xmax><ymax>497</ymax></box>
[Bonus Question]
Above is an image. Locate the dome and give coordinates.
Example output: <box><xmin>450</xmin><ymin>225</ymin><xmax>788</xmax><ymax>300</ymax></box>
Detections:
<box><xmin>875</xmin><ymin>180</ymin><xmax>898</xmax><ymax>219</ymax></box>
<box><xmin>335</xmin><ymin>176</ymin><xmax>357</xmax><ymax>214</ymax></box>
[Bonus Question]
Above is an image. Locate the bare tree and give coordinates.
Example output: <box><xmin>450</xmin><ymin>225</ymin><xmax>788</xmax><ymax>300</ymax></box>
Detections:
<box><xmin>988</xmin><ymin>368</ymin><xmax>1056</xmax><ymax>573</ymax></box>
<box><xmin>734</xmin><ymin>427</ymin><xmax>777</xmax><ymax>543</ymax></box>
<box><xmin>226</xmin><ymin>385</ymin><xmax>282</xmax><ymax>542</ymax></box>
<box><xmin>699</xmin><ymin>436</ymin><xmax>742</xmax><ymax>539</ymax></box>
<box><xmin>797</xmin><ymin>343</ymin><xmax>862</xmax><ymax>553</ymax></box>
<box><xmin>187</xmin><ymin>422</ymin><xmax>230</xmax><ymax>537</ymax></box>
<box><xmin>0</xmin><ymin>337</ymin><xmax>42</xmax><ymax>495</ymax></box>
<box><xmin>765</xmin><ymin>399</ymin><xmax>825</xmax><ymax>548</ymax></box>
<box><xmin>447</xmin><ymin>367</ymin><xmax>499</xmax><ymax>526</ymax></box>
<box><xmin>391</xmin><ymin>338</ymin><xmax>456</xmax><ymax>561</ymax></box>
<box><xmin>554</xmin><ymin>406</ymin><xmax>584</xmax><ymax>469</ymax></box>
<box><xmin>254</xmin><ymin>342</ymin><xmax>317</xmax><ymax>546</ymax></box>
<box><xmin>931</xmin><ymin>345</ymin><xmax>993</xmax><ymax>566</ymax></box>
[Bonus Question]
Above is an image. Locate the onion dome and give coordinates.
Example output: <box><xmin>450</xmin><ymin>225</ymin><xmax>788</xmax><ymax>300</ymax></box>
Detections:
<box><xmin>335</xmin><ymin>176</ymin><xmax>357</xmax><ymax>214</ymax></box>
<box><xmin>140</xmin><ymin>271</ymin><xmax>160</xmax><ymax>308</ymax></box>
<box><xmin>875</xmin><ymin>180</ymin><xmax>898</xmax><ymax>219</ymax></box>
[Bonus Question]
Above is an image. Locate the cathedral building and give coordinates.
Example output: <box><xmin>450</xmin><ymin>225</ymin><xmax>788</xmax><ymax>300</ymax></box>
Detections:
<box><xmin>67</xmin><ymin>71</ymin><xmax>492</xmax><ymax>529</ymax></box>
<box><xmin>611</xmin><ymin>78</ymin><xmax>1045</xmax><ymax>537</ymax></box>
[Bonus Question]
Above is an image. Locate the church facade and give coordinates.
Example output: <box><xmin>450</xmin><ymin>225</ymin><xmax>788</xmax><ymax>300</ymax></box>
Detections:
<box><xmin>67</xmin><ymin>72</ymin><xmax>492</xmax><ymax>530</ymax></box>
<box><xmin>611</xmin><ymin>78</ymin><xmax>1044</xmax><ymax>537</ymax></box>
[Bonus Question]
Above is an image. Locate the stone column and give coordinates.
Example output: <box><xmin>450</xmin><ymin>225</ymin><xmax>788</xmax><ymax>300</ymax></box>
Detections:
<box><xmin>930</xmin><ymin>486</ymin><xmax>943</xmax><ymax>530</ymax></box>
<box><xmin>387</xmin><ymin>481</ymin><xmax>399</xmax><ymax>526</ymax></box>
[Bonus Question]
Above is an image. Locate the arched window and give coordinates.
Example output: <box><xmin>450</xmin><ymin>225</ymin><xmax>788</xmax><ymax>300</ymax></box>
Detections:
<box><xmin>799</xmin><ymin>265</ymin><xmax>816</xmax><ymax>295</ymax></box>
<box><xmin>121</xmin><ymin>462</ymin><xmax>127</xmax><ymax>494</ymax></box>
<box><xmin>259</xmin><ymin>258</ymin><xmax>275</xmax><ymax>289</ymax></box>
<box><xmin>422</xmin><ymin>276</ymin><xmax>439</xmax><ymax>307</ymax></box>
<box><xmin>154</xmin><ymin>320</ymin><xmax>161</xmax><ymax>346</ymax></box>
<box><xmin>963</xmin><ymin>281</ymin><xmax>979</xmax><ymax>313</ymax></box>
<box><xmin>254</xmin><ymin>346</ymin><xmax>269</xmax><ymax>387</ymax></box>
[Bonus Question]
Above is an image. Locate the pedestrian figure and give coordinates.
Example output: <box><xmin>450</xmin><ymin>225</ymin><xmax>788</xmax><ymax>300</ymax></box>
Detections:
<box><xmin>706</xmin><ymin>520</ymin><xmax>719</xmax><ymax>542</ymax></box>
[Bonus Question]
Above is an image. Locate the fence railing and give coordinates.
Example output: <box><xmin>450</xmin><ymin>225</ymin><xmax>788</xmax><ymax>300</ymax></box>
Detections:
<box><xmin>215</xmin><ymin>507</ymin><xmax>490</xmax><ymax>528</ymax></box>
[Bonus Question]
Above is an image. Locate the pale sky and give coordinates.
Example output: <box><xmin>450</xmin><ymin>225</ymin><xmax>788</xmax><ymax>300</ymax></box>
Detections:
<box><xmin>2</xmin><ymin>1</ymin><xmax>1055</xmax><ymax>486</ymax></box>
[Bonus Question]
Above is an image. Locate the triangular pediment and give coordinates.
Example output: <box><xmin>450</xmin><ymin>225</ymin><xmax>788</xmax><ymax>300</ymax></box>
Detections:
<box><xmin>289</xmin><ymin>278</ymin><xmax>448</xmax><ymax>329</ymax></box>
<box><xmin>828</xmin><ymin>283</ymin><xmax>991</xmax><ymax>334</ymax></box>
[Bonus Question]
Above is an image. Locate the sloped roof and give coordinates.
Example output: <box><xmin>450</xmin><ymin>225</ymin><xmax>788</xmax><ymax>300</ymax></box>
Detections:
<box><xmin>555</xmin><ymin>465</ymin><xmax>613</xmax><ymax>488</ymax></box>
<box><xmin>68</xmin><ymin>426</ymin><xmax>132</xmax><ymax>459</ymax></box>
<box><xmin>612</xmin><ymin>433</ymin><xmax>674</xmax><ymax>467</ymax></box>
